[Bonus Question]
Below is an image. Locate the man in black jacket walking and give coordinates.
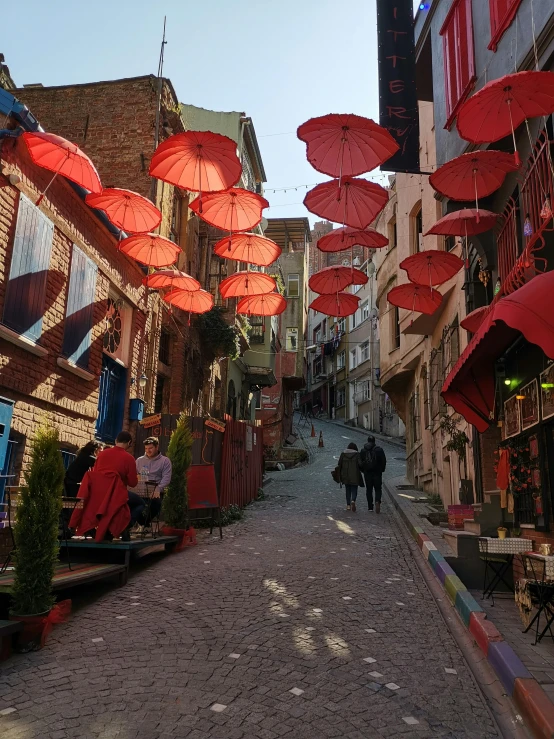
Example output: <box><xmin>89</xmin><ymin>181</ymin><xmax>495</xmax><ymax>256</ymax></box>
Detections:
<box><xmin>359</xmin><ymin>435</ymin><xmax>387</xmax><ymax>513</ymax></box>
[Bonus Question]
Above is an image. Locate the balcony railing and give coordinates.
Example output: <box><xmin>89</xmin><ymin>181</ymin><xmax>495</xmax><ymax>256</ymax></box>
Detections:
<box><xmin>521</xmin><ymin>129</ymin><xmax>554</xmax><ymax>236</ymax></box>
<box><xmin>497</xmin><ymin>197</ymin><xmax>519</xmax><ymax>282</ymax></box>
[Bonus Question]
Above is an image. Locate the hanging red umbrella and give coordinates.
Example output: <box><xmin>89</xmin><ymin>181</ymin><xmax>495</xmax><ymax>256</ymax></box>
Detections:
<box><xmin>213</xmin><ymin>233</ymin><xmax>281</xmax><ymax>267</ymax></box>
<box><xmin>429</xmin><ymin>151</ymin><xmax>519</xmax><ymax>209</ymax></box>
<box><xmin>119</xmin><ymin>234</ymin><xmax>181</xmax><ymax>267</ymax></box>
<box><xmin>143</xmin><ymin>269</ymin><xmax>200</xmax><ymax>292</ymax></box>
<box><xmin>219</xmin><ymin>271</ymin><xmax>276</xmax><ymax>299</ymax></box>
<box><xmin>149</xmin><ymin>130</ymin><xmax>242</xmax><ymax>198</ymax></box>
<box><xmin>424</xmin><ymin>209</ymin><xmax>498</xmax><ymax>237</ymax></box>
<box><xmin>309</xmin><ymin>265</ymin><xmax>368</xmax><ymax>294</ymax></box>
<box><xmin>85</xmin><ymin>188</ymin><xmax>162</xmax><ymax>233</ymax></box>
<box><xmin>236</xmin><ymin>293</ymin><xmax>287</xmax><ymax>316</ymax></box>
<box><xmin>304</xmin><ymin>177</ymin><xmax>389</xmax><ymax>229</ymax></box>
<box><xmin>163</xmin><ymin>288</ymin><xmax>214</xmax><ymax>314</ymax></box>
<box><xmin>399</xmin><ymin>251</ymin><xmax>463</xmax><ymax>287</ymax></box>
<box><xmin>22</xmin><ymin>131</ymin><xmax>102</xmax><ymax>204</ymax></box>
<box><xmin>189</xmin><ymin>188</ymin><xmax>269</xmax><ymax>232</ymax></box>
<box><xmin>297</xmin><ymin>114</ymin><xmax>399</xmax><ymax>179</ymax></box>
<box><xmin>460</xmin><ymin>306</ymin><xmax>490</xmax><ymax>333</ymax></box>
<box><xmin>457</xmin><ymin>71</ymin><xmax>554</xmax><ymax>164</ymax></box>
<box><xmin>309</xmin><ymin>292</ymin><xmax>360</xmax><ymax>318</ymax></box>
<box><xmin>317</xmin><ymin>227</ymin><xmax>388</xmax><ymax>253</ymax></box>
<box><xmin>387</xmin><ymin>284</ymin><xmax>443</xmax><ymax>315</ymax></box>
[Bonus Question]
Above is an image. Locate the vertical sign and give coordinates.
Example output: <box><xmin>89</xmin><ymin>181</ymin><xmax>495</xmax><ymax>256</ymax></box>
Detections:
<box><xmin>377</xmin><ymin>0</ymin><xmax>420</xmax><ymax>174</ymax></box>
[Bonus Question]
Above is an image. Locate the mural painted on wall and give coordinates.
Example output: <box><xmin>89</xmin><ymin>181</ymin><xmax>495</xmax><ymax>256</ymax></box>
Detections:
<box><xmin>521</xmin><ymin>379</ymin><xmax>539</xmax><ymax>431</ymax></box>
<box><xmin>541</xmin><ymin>365</ymin><xmax>554</xmax><ymax>421</ymax></box>
<box><xmin>503</xmin><ymin>395</ymin><xmax>520</xmax><ymax>440</ymax></box>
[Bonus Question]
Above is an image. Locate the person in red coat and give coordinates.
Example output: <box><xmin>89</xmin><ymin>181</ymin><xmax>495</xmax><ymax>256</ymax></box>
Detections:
<box><xmin>71</xmin><ymin>431</ymin><xmax>142</xmax><ymax>541</ymax></box>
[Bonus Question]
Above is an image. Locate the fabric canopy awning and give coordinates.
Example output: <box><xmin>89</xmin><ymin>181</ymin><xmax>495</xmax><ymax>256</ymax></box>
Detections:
<box><xmin>442</xmin><ymin>271</ymin><xmax>554</xmax><ymax>432</ymax></box>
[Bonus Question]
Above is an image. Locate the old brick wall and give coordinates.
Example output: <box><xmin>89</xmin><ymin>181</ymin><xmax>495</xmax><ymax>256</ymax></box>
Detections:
<box><xmin>0</xmin><ymin>135</ymin><xmax>155</xmax><ymax>479</ymax></box>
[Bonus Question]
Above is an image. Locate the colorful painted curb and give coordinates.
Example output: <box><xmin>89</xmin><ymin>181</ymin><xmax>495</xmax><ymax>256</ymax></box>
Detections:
<box><xmin>386</xmin><ymin>483</ymin><xmax>554</xmax><ymax>739</ymax></box>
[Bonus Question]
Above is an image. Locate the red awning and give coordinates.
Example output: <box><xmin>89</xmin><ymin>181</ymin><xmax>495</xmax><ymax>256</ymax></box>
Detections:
<box><xmin>442</xmin><ymin>271</ymin><xmax>554</xmax><ymax>432</ymax></box>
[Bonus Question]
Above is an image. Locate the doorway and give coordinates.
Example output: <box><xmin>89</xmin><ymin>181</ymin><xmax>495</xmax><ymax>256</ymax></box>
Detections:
<box><xmin>96</xmin><ymin>355</ymin><xmax>127</xmax><ymax>443</ymax></box>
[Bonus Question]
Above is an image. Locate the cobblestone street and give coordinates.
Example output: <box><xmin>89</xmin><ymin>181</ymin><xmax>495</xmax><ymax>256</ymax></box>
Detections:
<box><xmin>0</xmin><ymin>419</ymin><xmax>503</xmax><ymax>738</ymax></box>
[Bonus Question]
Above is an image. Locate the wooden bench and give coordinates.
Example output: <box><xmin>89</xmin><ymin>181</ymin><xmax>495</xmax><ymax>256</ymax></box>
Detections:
<box><xmin>0</xmin><ymin>560</ymin><xmax>127</xmax><ymax>593</ymax></box>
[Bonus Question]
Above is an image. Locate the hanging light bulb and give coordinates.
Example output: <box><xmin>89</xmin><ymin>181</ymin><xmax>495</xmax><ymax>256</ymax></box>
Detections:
<box><xmin>541</xmin><ymin>195</ymin><xmax>552</xmax><ymax>220</ymax></box>
<box><xmin>524</xmin><ymin>214</ymin><xmax>533</xmax><ymax>237</ymax></box>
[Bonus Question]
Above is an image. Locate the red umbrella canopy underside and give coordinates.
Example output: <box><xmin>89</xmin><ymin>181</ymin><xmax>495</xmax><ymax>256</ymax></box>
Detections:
<box><xmin>309</xmin><ymin>292</ymin><xmax>360</xmax><ymax>318</ymax></box>
<box><xmin>189</xmin><ymin>188</ymin><xmax>269</xmax><ymax>232</ymax></box>
<box><xmin>317</xmin><ymin>227</ymin><xmax>388</xmax><ymax>253</ymax></box>
<box><xmin>387</xmin><ymin>284</ymin><xmax>443</xmax><ymax>315</ymax></box>
<box><xmin>297</xmin><ymin>113</ymin><xmax>400</xmax><ymax>178</ymax></box>
<box><xmin>429</xmin><ymin>151</ymin><xmax>519</xmax><ymax>202</ymax></box>
<box><xmin>399</xmin><ymin>251</ymin><xmax>464</xmax><ymax>287</ymax></box>
<box><xmin>424</xmin><ymin>209</ymin><xmax>498</xmax><ymax>237</ymax></box>
<box><xmin>219</xmin><ymin>271</ymin><xmax>276</xmax><ymax>299</ymax></box>
<box><xmin>236</xmin><ymin>293</ymin><xmax>287</xmax><ymax>316</ymax></box>
<box><xmin>213</xmin><ymin>233</ymin><xmax>282</xmax><ymax>267</ymax></box>
<box><xmin>149</xmin><ymin>130</ymin><xmax>242</xmax><ymax>193</ymax></box>
<box><xmin>119</xmin><ymin>234</ymin><xmax>181</xmax><ymax>267</ymax></box>
<box><xmin>460</xmin><ymin>305</ymin><xmax>491</xmax><ymax>333</ymax></box>
<box><xmin>85</xmin><ymin>188</ymin><xmax>162</xmax><ymax>233</ymax></box>
<box><xmin>143</xmin><ymin>269</ymin><xmax>200</xmax><ymax>292</ymax></box>
<box><xmin>304</xmin><ymin>177</ymin><xmax>389</xmax><ymax>230</ymax></box>
<box><xmin>309</xmin><ymin>265</ymin><xmax>368</xmax><ymax>294</ymax></box>
<box><xmin>163</xmin><ymin>288</ymin><xmax>214</xmax><ymax>314</ymax></box>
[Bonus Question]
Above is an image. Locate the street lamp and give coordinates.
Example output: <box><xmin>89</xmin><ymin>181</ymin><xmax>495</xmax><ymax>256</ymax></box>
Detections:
<box><xmin>138</xmin><ymin>374</ymin><xmax>148</xmax><ymax>389</ymax></box>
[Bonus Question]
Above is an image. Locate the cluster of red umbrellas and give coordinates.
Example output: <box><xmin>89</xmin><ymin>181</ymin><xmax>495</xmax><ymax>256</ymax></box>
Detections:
<box><xmin>296</xmin><ymin>114</ymin><xmax>397</xmax><ymax>317</ymax></box>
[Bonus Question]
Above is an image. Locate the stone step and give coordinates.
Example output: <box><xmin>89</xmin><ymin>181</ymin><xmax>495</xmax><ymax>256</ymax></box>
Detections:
<box><xmin>464</xmin><ymin>520</ymin><xmax>482</xmax><ymax>535</ymax></box>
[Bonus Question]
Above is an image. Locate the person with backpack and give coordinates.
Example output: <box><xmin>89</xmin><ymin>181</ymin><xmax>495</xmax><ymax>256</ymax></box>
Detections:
<box><xmin>337</xmin><ymin>442</ymin><xmax>364</xmax><ymax>512</ymax></box>
<box><xmin>359</xmin><ymin>435</ymin><xmax>387</xmax><ymax>513</ymax></box>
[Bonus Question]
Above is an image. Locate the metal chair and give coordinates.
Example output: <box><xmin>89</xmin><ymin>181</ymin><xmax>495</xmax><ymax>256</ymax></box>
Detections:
<box><xmin>521</xmin><ymin>554</ymin><xmax>554</xmax><ymax>645</ymax></box>
<box><xmin>479</xmin><ymin>538</ymin><xmax>513</xmax><ymax>605</ymax></box>
<box><xmin>138</xmin><ymin>482</ymin><xmax>162</xmax><ymax>540</ymax></box>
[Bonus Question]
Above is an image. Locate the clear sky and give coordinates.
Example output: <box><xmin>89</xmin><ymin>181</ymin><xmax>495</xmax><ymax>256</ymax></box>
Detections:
<box><xmin>3</xmin><ymin>0</ymin><xmax>420</xmax><ymax>224</ymax></box>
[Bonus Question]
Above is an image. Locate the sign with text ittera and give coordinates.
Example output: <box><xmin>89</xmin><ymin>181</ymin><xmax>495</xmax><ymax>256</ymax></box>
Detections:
<box><xmin>377</xmin><ymin>0</ymin><xmax>420</xmax><ymax>174</ymax></box>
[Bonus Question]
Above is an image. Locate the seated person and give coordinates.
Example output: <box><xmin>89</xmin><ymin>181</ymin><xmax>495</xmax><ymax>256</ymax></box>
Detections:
<box><xmin>133</xmin><ymin>437</ymin><xmax>172</xmax><ymax>527</ymax></box>
<box><xmin>64</xmin><ymin>441</ymin><xmax>100</xmax><ymax>498</ymax></box>
<box><xmin>95</xmin><ymin>431</ymin><xmax>142</xmax><ymax>538</ymax></box>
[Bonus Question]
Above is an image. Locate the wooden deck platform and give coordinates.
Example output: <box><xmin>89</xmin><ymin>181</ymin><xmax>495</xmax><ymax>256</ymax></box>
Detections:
<box><xmin>0</xmin><ymin>561</ymin><xmax>127</xmax><ymax>594</ymax></box>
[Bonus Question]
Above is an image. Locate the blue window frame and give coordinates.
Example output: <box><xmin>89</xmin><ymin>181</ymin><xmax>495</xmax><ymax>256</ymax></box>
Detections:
<box><xmin>96</xmin><ymin>354</ymin><xmax>126</xmax><ymax>444</ymax></box>
<box><xmin>62</xmin><ymin>245</ymin><xmax>98</xmax><ymax>368</ymax></box>
<box><xmin>60</xmin><ymin>450</ymin><xmax>77</xmax><ymax>471</ymax></box>
<box><xmin>3</xmin><ymin>193</ymin><xmax>54</xmax><ymax>341</ymax></box>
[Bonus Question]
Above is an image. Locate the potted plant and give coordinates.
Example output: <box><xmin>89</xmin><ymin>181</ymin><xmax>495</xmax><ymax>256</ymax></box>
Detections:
<box><xmin>9</xmin><ymin>425</ymin><xmax>66</xmax><ymax>650</ymax></box>
<box><xmin>161</xmin><ymin>413</ymin><xmax>194</xmax><ymax>549</ymax></box>
<box><xmin>497</xmin><ymin>526</ymin><xmax>508</xmax><ymax>540</ymax></box>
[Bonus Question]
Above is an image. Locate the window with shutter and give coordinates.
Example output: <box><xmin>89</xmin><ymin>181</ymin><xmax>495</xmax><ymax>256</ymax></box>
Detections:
<box><xmin>488</xmin><ymin>0</ymin><xmax>522</xmax><ymax>52</ymax></box>
<box><xmin>3</xmin><ymin>194</ymin><xmax>54</xmax><ymax>341</ymax></box>
<box><xmin>62</xmin><ymin>245</ymin><xmax>98</xmax><ymax>369</ymax></box>
<box><xmin>440</xmin><ymin>0</ymin><xmax>476</xmax><ymax>129</ymax></box>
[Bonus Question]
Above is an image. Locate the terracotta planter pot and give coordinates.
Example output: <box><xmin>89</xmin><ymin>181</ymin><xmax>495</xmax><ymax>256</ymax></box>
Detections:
<box><xmin>9</xmin><ymin>611</ymin><xmax>49</xmax><ymax>652</ymax></box>
<box><xmin>161</xmin><ymin>526</ymin><xmax>196</xmax><ymax>551</ymax></box>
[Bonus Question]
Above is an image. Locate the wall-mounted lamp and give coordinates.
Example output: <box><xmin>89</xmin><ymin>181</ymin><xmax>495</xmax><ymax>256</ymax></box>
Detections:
<box><xmin>138</xmin><ymin>374</ymin><xmax>148</xmax><ymax>389</ymax></box>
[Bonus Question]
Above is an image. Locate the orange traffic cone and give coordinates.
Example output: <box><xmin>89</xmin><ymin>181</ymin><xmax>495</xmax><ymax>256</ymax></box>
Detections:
<box><xmin>318</xmin><ymin>431</ymin><xmax>324</xmax><ymax>448</ymax></box>
<box><xmin>311</xmin><ymin>424</ymin><xmax>316</xmax><ymax>437</ymax></box>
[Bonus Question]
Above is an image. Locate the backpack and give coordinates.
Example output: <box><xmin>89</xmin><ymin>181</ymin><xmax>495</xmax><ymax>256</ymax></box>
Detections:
<box><xmin>331</xmin><ymin>466</ymin><xmax>340</xmax><ymax>484</ymax></box>
<box><xmin>361</xmin><ymin>446</ymin><xmax>386</xmax><ymax>474</ymax></box>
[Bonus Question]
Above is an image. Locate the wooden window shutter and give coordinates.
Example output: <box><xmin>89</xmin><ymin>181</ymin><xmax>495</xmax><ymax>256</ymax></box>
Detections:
<box><xmin>62</xmin><ymin>245</ymin><xmax>98</xmax><ymax>369</ymax></box>
<box><xmin>456</xmin><ymin>0</ymin><xmax>476</xmax><ymax>103</ymax></box>
<box><xmin>441</xmin><ymin>0</ymin><xmax>476</xmax><ymax>128</ymax></box>
<box><xmin>3</xmin><ymin>194</ymin><xmax>54</xmax><ymax>341</ymax></box>
<box><xmin>489</xmin><ymin>0</ymin><xmax>522</xmax><ymax>52</ymax></box>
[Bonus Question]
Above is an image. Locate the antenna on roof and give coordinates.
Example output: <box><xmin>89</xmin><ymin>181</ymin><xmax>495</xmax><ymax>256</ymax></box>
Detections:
<box><xmin>154</xmin><ymin>16</ymin><xmax>167</xmax><ymax>151</ymax></box>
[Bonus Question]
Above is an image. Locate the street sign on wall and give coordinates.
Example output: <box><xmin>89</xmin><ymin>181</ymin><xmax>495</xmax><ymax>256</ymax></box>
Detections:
<box><xmin>377</xmin><ymin>0</ymin><xmax>420</xmax><ymax>174</ymax></box>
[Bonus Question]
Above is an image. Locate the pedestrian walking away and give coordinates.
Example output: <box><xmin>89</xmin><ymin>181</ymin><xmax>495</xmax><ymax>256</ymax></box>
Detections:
<box><xmin>337</xmin><ymin>442</ymin><xmax>364</xmax><ymax>512</ymax></box>
<box><xmin>359</xmin><ymin>435</ymin><xmax>387</xmax><ymax>513</ymax></box>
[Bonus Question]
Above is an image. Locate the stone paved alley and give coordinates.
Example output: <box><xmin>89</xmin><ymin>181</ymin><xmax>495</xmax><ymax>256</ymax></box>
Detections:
<box><xmin>0</xmin><ymin>419</ymin><xmax>506</xmax><ymax>738</ymax></box>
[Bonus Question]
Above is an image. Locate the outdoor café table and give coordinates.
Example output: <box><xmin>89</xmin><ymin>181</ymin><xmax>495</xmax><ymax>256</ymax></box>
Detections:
<box><xmin>479</xmin><ymin>537</ymin><xmax>530</xmax><ymax>603</ymax></box>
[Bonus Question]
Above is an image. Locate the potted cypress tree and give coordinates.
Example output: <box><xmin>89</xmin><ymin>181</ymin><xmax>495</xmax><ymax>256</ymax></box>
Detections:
<box><xmin>10</xmin><ymin>425</ymin><xmax>65</xmax><ymax>650</ymax></box>
<box><xmin>161</xmin><ymin>413</ymin><xmax>194</xmax><ymax>549</ymax></box>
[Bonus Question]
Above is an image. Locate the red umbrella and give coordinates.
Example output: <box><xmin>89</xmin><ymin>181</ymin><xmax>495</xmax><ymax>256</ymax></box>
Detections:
<box><xmin>399</xmin><ymin>251</ymin><xmax>463</xmax><ymax>287</ymax></box>
<box><xmin>309</xmin><ymin>265</ymin><xmax>368</xmax><ymax>294</ymax></box>
<box><xmin>304</xmin><ymin>177</ymin><xmax>389</xmax><ymax>229</ymax></box>
<box><xmin>22</xmin><ymin>131</ymin><xmax>102</xmax><ymax>204</ymax></box>
<box><xmin>429</xmin><ymin>151</ymin><xmax>519</xmax><ymax>210</ymax></box>
<box><xmin>119</xmin><ymin>234</ymin><xmax>181</xmax><ymax>267</ymax></box>
<box><xmin>460</xmin><ymin>306</ymin><xmax>490</xmax><ymax>333</ymax></box>
<box><xmin>317</xmin><ymin>227</ymin><xmax>388</xmax><ymax>253</ymax></box>
<box><xmin>189</xmin><ymin>188</ymin><xmax>269</xmax><ymax>232</ymax></box>
<box><xmin>85</xmin><ymin>188</ymin><xmax>161</xmax><ymax>233</ymax></box>
<box><xmin>297</xmin><ymin>114</ymin><xmax>399</xmax><ymax>179</ymax></box>
<box><xmin>457</xmin><ymin>71</ymin><xmax>554</xmax><ymax>164</ymax></box>
<box><xmin>163</xmin><ymin>288</ymin><xmax>214</xmax><ymax>314</ymax></box>
<box><xmin>143</xmin><ymin>269</ymin><xmax>200</xmax><ymax>292</ymax></box>
<box><xmin>149</xmin><ymin>130</ymin><xmax>242</xmax><ymax>197</ymax></box>
<box><xmin>219</xmin><ymin>271</ymin><xmax>276</xmax><ymax>299</ymax></box>
<box><xmin>236</xmin><ymin>293</ymin><xmax>287</xmax><ymax>316</ymax></box>
<box><xmin>387</xmin><ymin>284</ymin><xmax>443</xmax><ymax>315</ymax></box>
<box><xmin>424</xmin><ymin>209</ymin><xmax>498</xmax><ymax>237</ymax></box>
<box><xmin>309</xmin><ymin>292</ymin><xmax>360</xmax><ymax>318</ymax></box>
<box><xmin>213</xmin><ymin>233</ymin><xmax>282</xmax><ymax>267</ymax></box>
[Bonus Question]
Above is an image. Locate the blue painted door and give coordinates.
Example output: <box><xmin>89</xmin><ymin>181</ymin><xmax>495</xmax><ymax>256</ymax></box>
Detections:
<box><xmin>96</xmin><ymin>355</ymin><xmax>127</xmax><ymax>443</ymax></box>
<box><xmin>0</xmin><ymin>398</ymin><xmax>15</xmax><ymax>507</ymax></box>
